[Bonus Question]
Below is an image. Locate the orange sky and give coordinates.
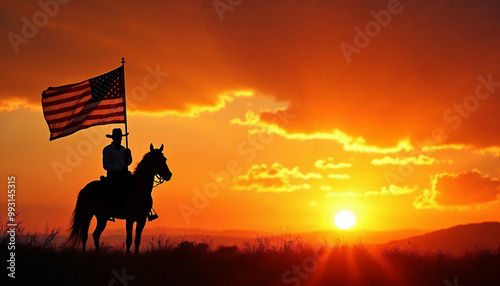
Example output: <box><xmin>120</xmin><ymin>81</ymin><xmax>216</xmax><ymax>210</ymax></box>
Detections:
<box><xmin>1</xmin><ymin>0</ymin><xmax>500</xmax><ymax>235</ymax></box>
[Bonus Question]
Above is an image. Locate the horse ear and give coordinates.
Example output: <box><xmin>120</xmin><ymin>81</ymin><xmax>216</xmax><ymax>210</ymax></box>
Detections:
<box><xmin>150</xmin><ymin>143</ymin><xmax>154</xmax><ymax>151</ymax></box>
<box><xmin>160</xmin><ymin>144</ymin><xmax>164</xmax><ymax>151</ymax></box>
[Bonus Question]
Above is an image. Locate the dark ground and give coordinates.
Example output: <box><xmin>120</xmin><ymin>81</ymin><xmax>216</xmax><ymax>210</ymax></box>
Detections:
<box><xmin>2</xmin><ymin>233</ymin><xmax>500</xmax><ymax>286</ymax></box>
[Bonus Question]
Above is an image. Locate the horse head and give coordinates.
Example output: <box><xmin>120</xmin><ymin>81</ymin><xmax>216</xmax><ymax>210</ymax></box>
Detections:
<box><xmin>149</xmin><ymin>143</ymin><xmax>172</xmax><ymax>182</ymax></box>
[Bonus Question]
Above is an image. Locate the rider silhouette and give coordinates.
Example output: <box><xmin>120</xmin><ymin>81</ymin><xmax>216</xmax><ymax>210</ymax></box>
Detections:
<box><xmin>101</xmin><ymin>128</ymin><xmax>158</xmax><ymax>222</ymax></box>
<box><xmin>102</xmin><ymin>128</ymin><xmax>132</xmax><ymax>221</ymax></box>
<box><xmin>103</xmin><ymin>128</ymin><xmax>132</xmax><ymax>180</ymax></box>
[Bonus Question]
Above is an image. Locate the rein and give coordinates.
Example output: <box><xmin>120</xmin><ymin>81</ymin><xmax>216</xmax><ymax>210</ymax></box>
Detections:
<box><xmin>153</xmin><ymin>173</ymin><xmax>165</xmax><ymax>188</ymax></box>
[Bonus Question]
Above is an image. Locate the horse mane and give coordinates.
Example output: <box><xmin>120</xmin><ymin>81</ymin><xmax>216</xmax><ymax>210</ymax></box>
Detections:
<box><xmin>133</xmin><ymin>151</ymin><xmax>153</xmax><ymax>175</ymax></box>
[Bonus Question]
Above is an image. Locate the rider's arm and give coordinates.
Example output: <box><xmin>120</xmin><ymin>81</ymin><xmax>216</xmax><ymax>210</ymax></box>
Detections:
<box><xmin>125</xmin><ymin>148</ymin><xmax>132</xmax><ymax>166</ymax></box>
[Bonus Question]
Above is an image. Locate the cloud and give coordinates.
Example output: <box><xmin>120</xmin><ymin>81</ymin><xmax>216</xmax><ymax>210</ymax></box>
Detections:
<box><xmin>365</xmin><ymin>185</ymin><xmax>417</xmax><ymax>196</ymax></box>
<box><xmin>474</xmin><ymin>147</ymin><xmax>500</xmax><ymax>157</ymax></box>
<box><xmin>413</xmin><ymin>188</ymin><xmax>442</xmax><ymax>210</ymax></box>
<box><xmin>232</xmin><ymin>110</ymin><xmax>414</xmax><ymax>154</ymax></box>
<box><xmin>0</xmin><ymin>98</ymin><xmax>39</xmax><ymax>112</ymax></box>
<box><xmin>3</xmin><ymin>0</ymin><xmax>500</xmax><ymax>148</ymax></box>
<box><xmin>231</xmin><ymin>162</ymin><xmax>322</xmax><ymax>193</ymax></box>
<box><xmin>421</xmin><ymin>144</ymin><xmax>472</xmax><ymax>153</ymax></box>
<box><xmin>371</xmin><ymin>155</ymin><xmax>437</xmax><ymax>166</ymax></box>
<box><xmin>128</xmin><ymin>90</ymin><xmax>255</xmax><ymax>118</ymax></box>
<box><xmin>314</xmin><ymin>157</ymin><xmax>352</xmax><ymax>169</ymax></box>
<box><xmin>0</xmin><ymin>88</ymin><xmax>255</xmax><ymax>118</ymax></box>
<box><xmin>414</xmin><ymin>170</ymin><xmax>500</xmax><ymax>209</ymax></box>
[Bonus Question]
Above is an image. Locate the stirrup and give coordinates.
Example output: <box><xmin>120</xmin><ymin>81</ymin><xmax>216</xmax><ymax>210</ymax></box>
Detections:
<box><xmin>148</xmin><ymin>208</ymin><xmax>158</xmax><ymax>222</ymax></box>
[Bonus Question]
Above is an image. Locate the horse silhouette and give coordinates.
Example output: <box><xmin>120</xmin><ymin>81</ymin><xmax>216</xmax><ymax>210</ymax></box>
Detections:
<box><xmin>67</xmin><ymin>143</ymin><xmax>172</xmax><ymax>253</ymax></box>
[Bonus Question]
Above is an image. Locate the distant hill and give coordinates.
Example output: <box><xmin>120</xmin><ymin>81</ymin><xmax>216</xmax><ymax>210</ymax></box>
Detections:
<box><xmin>385</xmin><ymin>221</ymin><xmax>500</xmax><ymax>254</ymax></box>
<box><xmin>51</xmin><ymin>222</ymin><xmax>500</xmax><ymax>252</ymax></box>
<box><xmin>299</xmin><ymin>228</ymin><xmax>428</xmax><ymax>245</ymax></box>
<box><xmin>96</xmin><ymin>226</ymin><xmax>428</xmax><ymax>248</ymax></box>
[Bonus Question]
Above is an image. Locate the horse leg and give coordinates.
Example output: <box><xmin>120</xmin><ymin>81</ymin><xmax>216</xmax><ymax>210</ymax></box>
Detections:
<box><xmin>81</xmin><ymin>214</ymin><xmax>93</xmax><ymax>252</ymax></box>
<box><xmin>126</xmin><ymin>219</ymin><xmax>134</xmax><ymax>254</ymax></box>
<box><xmin>134</xmin><ymin>217</ymin><xmax>147</xmax><ymax>254</ymax></box>
<box><xmin>92</xmin><ymin>216</ymin><xmax>108</xmax><ymax>251</ymax></box>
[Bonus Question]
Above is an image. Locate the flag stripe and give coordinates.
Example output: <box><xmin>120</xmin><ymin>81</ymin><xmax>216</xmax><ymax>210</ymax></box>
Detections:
<box><xmin>49</xmin><ymin>112</ymin><xmax>124</xmax><ymax>133</ymax></box>
<box><xmin>43</xmin><ymin>98</ymin><xmax>123</xmax><ymax>118</ymax></box>
<box><xmin>51</xmin><ymin>118</ymin><xmax>125</xmax><ymax>139</ymax></box>
<box><xmin>42</xmin><ymin>91</ymin><xmax>92</xmax><ymax>108</ymax></box>
<box><xmin>42</xmin><ymin>81</ymin><xmax>89</xmax><ymax>98</ymax></box>
<box><xmin>42</xmin><ymin>94</ymin><xmax>92</xmax><ymax>112</ymax></box>
<box><xmin>49</xmin><ymin>112</ymin><xmax>125</xmax><ymax>133</ymax></box>
<box><xmin>47</xmin><ymin>104</ymin><xmax>124</xmax><ymax>125</ymax></box>
<box><xmin>42</xmin><ymin>82</ymin><xmax>91</xmax><ymax>106</ymax></box>
<box><xmin>41</xmin><ymin>66</ymin><xmax>125</xmax><ymax>140</ymax></box>
<box><xmin>47</xmin><ymin>102</ymin><xmax>124</xmax><ymax>129</ymax></box>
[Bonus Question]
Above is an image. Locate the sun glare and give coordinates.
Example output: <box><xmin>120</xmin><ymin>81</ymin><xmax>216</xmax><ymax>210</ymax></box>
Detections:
<box><xmin>334</xmin><ymin>210</ymin><xmax>356</xmax><ymax>230</ymax></box>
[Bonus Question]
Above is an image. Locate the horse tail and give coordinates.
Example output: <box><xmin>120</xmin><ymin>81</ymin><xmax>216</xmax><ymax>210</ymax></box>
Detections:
<box><xmin>67</xmin><ymin>186</ymin><xmax>90</xmax><ymax>246</ymax></box>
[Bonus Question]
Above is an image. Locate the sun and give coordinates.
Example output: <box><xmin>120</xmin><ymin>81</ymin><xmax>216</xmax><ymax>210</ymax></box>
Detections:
<box><xmin>334</xmin><ymin>210</ymin><xmax>356</xmax><ymax>230</ymax></box>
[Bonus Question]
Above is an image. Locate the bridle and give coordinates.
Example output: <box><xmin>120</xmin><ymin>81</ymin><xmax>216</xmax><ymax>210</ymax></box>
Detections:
<box><xmin>151</xmin><ymin>152</ymin><xmax>167</xmax><ymax>188</ymax></box>
<box><xmin>153</xmin><ymin>174</ymin><xmax>165</xmax><ymax>188</ymax></box>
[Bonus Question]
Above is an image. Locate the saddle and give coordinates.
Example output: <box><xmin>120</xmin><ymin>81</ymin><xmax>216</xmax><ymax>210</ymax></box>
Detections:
<box><xmin>100</xmin><ymin>172</ymin><xmax>132</xmax><ymax>191</ymax></box>
<box><xmin>99</xmin><ymin>174</ymin><xmax>158</xmax><ymax>222</ymax></box>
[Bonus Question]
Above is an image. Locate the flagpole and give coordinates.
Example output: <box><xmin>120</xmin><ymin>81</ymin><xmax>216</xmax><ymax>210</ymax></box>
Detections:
<box><xmin>121</xmin><ymin>57</ymin><xmax>129</xmax><ymax>149</ymax></box>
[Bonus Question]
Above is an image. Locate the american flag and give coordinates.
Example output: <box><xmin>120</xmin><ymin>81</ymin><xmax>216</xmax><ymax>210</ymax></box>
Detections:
<box><xmin>42</xmin><ymin>66</ymin><xmax>125</xmax><ymax>140</ymax></box>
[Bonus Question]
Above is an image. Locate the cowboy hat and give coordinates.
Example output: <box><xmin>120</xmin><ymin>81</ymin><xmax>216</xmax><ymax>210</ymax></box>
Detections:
<box><xmin>106</xmin><ymin>128</ymin><xmax>129</xmax><ymax>138</ymax></box>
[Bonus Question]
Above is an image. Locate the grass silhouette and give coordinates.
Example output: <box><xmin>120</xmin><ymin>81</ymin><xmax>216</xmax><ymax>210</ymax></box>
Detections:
<box><xmin>1</xmin><ymin>225</ymin><xmax>500</xmax><ymax>286</ymax></box>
